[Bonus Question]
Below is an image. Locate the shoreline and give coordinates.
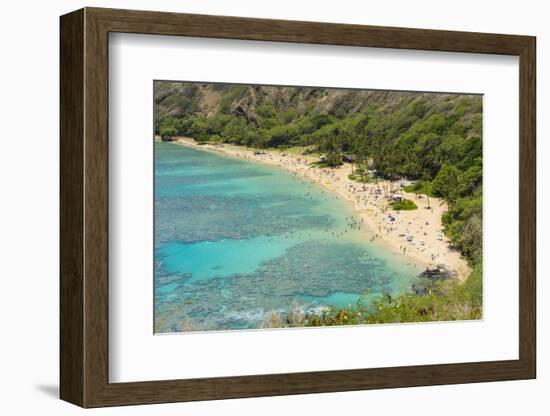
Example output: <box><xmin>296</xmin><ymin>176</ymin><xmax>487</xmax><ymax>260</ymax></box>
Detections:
<box><xmin>169</xmin><ymin>137</ymin><xmax>471</xmax><ymax>282</ymax></box>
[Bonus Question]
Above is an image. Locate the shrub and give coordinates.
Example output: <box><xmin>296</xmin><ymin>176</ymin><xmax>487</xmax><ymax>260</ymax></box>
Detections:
<box><xmin>391</xmin><ymin>199</ymin><xmax>417</xmax><ymax>210</ymax></box>
<box><xmin>159</xmin><ymin>125</ymin><xmax>178</xmax><ymax>141</ymax></box>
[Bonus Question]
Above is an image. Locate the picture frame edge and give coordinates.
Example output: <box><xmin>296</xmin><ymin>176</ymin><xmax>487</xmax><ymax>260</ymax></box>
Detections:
<box><xmin>59</xmin><ymin>7</ymin><xmax>537</xmax><ymax>408</ymax></box>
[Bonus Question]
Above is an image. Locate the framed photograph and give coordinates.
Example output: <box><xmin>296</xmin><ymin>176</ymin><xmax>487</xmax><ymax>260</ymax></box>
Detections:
<box><xmin>60</xmin><ymin>7</ymin><xmax>536</xmax><ymax>407</ymax></box>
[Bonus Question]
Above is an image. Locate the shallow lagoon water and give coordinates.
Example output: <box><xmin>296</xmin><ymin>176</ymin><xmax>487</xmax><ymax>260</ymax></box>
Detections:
<box><xmin>154</xmin><ymin>142</ymin><xmax>422</xmax><ymax>332</ymax></box>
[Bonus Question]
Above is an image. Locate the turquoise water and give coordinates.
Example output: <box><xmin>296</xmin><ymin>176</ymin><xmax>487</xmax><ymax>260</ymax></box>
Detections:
<box><xmin>154</xmin><ymin>142</ymin><xmax>422</xmax><ymax>332</ymax></box>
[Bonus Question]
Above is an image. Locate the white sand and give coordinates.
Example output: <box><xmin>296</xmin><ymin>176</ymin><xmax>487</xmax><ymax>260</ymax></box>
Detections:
<box><xmin>172</xmin><ymin>137</ymin><xmax>471</xmax><ymax>281</ymax></box>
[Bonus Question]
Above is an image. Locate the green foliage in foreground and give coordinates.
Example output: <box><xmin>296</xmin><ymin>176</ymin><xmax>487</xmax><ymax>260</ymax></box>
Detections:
<box><xmin>391</xmin><ymin>199</ymin><xmax>417</xmax><ymax>211</ymax></box>
<box><xmin>265</xmin><ymin>263</ymin><xmax>482</xmax><ymax>328</ymax></box>
<box><xmin>360</xmin><ymin>263</ymin><xmax>482</xmax><ymax>324</ymax></box>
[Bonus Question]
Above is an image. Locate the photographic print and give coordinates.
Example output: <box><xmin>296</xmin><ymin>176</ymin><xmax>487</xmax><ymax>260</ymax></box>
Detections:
<box><xmin>154</xmin><ymin>81</ymin><xmax>482</xmax><ymax>333</ymax></box>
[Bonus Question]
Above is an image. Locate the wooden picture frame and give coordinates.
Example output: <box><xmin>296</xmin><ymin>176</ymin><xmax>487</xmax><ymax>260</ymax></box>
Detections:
<box><xmin>60</xmin><ymin>7</ymin><xmax>536</xmax><ymax>408</ymax></box>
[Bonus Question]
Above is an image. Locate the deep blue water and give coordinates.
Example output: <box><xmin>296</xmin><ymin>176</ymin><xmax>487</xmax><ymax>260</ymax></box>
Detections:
<box><xmin>154</xmin><ymin>142</ymin><xmax>422</xmax><ymax>332</ymax></box>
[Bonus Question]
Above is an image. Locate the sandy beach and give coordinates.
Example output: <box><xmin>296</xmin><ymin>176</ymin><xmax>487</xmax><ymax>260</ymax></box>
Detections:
<box><xmin>172</xmin><ymin>137</ymin><xmax>471</xmax><ymax>282</ymax></box>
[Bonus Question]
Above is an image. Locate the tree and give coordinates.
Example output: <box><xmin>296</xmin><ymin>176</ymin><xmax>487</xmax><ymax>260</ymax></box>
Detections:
<box><xmin>326</xmin><ymin>151</ymin><xmax>343</xmax><ymax>167</ymax></box>
<box><xmin>188</xmin><ymin>118</ymin><xmax>208</xmax><ymax>141</ymax></box>
<box><xmin>461</xmin><ymin>214</ymin><xmax>482</xmax><ymax>263</ymax></box>
<box><xmin>432</xmin><ymin>164</ymin><xmax>461</xmax><ymax>204</ymax></box>
<box><xmin>222</xmin><ymin>117</ymin><xmax>249</xmax><ymax>144</ymax></box>
<box><xmin>157</xmin><ymin>116</ymin><xmax>179</xmax><ymax>140</ymax></box>
<box><xmin>266</xmin><ymin>125</ymin><xmax>293</xmax><ymax>147</ymax></box>
<box><xmin>458</xmin><ymin>164</ymin><xmax>482</xmax><ymax>196</ymax></box>
<box><xmin>159</xmin><ymin>125</ymin><xmax>178</xmax><ymax>141</ymax></box>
